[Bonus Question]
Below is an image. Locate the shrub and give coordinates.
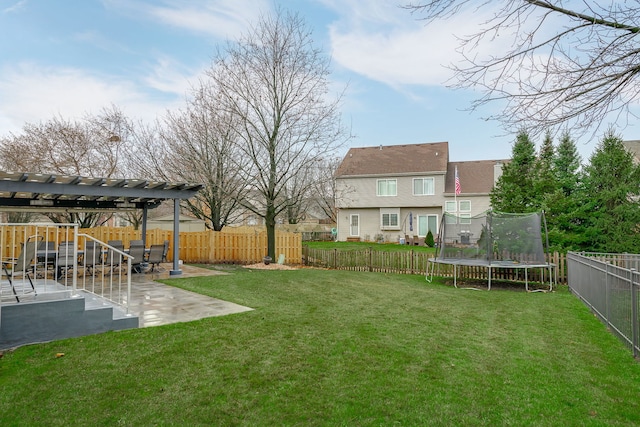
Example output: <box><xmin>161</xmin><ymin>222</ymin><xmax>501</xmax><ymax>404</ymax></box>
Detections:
<box><xmin>426</xmin><ymin>230</ymin><xmax>435</xmax><ymax>247</ymax></box>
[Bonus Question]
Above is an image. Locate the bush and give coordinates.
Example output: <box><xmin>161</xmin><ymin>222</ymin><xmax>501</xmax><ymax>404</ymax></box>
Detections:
<box><xmin>426</xmin><ymin>230</ymin><xmax>435</xmax><ymax>247</ymax></box>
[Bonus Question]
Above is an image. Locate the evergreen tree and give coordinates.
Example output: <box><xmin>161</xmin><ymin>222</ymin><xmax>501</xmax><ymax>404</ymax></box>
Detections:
<box><xmin>490</xmin><ymin>130</ymin><xmax>538</xmax><ymax>213</ymax></box>
<box><xmin>544</xmin><ymin>131</ymin><xmax>584</xmax><ymax>249</ymax></box>
<box><xmin>580</xmin><ymin>130</ymin><xmax>640</xmax><ymax>252</ymax></box>
<box><xmin>534</xmin><ymin>131</ymin><xmax>557</xmax><ymax>208</ymax></box>
<box><xmin>554</xmin><ymin>131</ymin><xmax>582</xmax><ymax>197</ymax></box>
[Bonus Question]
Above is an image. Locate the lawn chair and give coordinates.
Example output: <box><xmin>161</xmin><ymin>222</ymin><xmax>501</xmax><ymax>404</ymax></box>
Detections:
<box><xmin>82</xmin><ymin>241</ymin><xmax>102</xmax><ymax>275</ymax></box>
<box><xmin>146</xmin><ymin>244</ymin><xmax>165</xmax><ymax>273</ymax></box>
<box><xmin>2</xmin><ymin>237</ymin><xmax>40</xmax><ymax>302</ymax></box>
<box><xmin>55</xmin><ymin>241</ymin><xmax>76</xmax><ymax>281</ymax></box>
<box><xmin>128</xmin><ymin>244</ymin><xmax>147</xmax><ymax>274</ymax></box>
<box><xmin>106</xmin><ymin>241</ymin><xmax>125</xmax><ymax>275</ymax></box>
<box><xmin>161</xmin><ymin>240</ymin><xmax>169</xmax><ymax>263</ymax></box>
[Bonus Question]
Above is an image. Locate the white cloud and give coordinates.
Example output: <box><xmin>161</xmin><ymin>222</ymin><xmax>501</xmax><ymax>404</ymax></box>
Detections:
<box><xmin>2</xmin><ymin>0</ymin><xmax>27</xmax><ymax>14</ymax></box>
<box><xmin>322</xmin><ymin>1</ymin><xmax>511</xmax><ymax>88</ymax></box>
<box><xmin>0</xmin><ymin>63</ymin><xmax>182</xmax><ymax>133</ymax></box>
<box><xmin>106</xmin><ymin>0</ymin><xmax>271</xmax><ymax>40</ymax></box>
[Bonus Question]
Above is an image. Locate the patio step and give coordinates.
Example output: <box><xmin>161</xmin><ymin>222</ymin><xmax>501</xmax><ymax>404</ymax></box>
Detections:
<box><xmin>0</xmin><ymin>291</ymin><xmax>139</xmax><ymax>349</ymax></box>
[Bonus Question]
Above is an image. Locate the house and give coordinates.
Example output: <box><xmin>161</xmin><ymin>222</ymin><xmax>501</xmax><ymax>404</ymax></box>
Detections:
<box><xmin>147</xmin><ymin>214</ymin><xmax>207</xmax><ymax>232</ymax></box>
<box><xmin>334</xmin><ymin>142</ymin><xmax>505</xmax><ymax>243</ymax></box>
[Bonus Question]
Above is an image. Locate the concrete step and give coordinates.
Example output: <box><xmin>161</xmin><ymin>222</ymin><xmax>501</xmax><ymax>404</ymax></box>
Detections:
<box><xmin>0</xmin><ymin>292</ymin><xmax>139</xmax><ymax>349</ymax></box>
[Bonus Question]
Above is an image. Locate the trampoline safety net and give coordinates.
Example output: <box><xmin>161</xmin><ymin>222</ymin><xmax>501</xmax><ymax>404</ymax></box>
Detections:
<box><xmin>437</xmin><ymin>211</ymin><xmax>547</xmax><ymax>265</ymax></box>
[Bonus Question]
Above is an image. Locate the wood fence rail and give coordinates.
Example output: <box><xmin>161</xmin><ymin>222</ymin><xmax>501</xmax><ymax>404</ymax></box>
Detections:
<box><xmin>302</xmin><ymin>246</ymin><xmax>567</xmax><ymax>284</ymax></box>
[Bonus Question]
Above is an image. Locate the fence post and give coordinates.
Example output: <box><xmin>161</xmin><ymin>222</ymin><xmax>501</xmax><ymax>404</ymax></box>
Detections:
<box><xmin>333</xmin><ymin>248</ymin><xmax>337</xmax><ymax>270</ymax></box>
<box><xmin>632</xmin><ymin>269</ymin><xmax>639</xmax><ymax>359</ymax></box>
<box><xmin>368</xmin><ymin>247</ymin><xmax>372</xmax><ymax>272</ymax></box>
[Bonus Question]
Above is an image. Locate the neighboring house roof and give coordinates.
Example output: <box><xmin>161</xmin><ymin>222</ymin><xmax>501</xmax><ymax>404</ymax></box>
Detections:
<box><xmin>622</xmin><ymin>140</ymin><xmax>640</xmax><ymax>163</ymax></box>
<box><xmin>335</xmin><ymin>142</ymin><xmax>449</xmax><ymax>177</ymax></box>
<box><xmin>445</xmin><ymin>160</ymin><xmax>508</xmax><ymax>195</ymax></box>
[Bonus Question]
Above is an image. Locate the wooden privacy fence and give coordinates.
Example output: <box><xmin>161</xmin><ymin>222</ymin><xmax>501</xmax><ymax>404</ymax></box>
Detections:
<box><xmin>303</xmin><ymin>246</ymin><xmax>567</xmax><ymax>284</ymax></box>
<box><xmin>82</xmin><ymin>227</ymin><xmax>303</xmax><ymax>264</ymax></box>
<box><xmin>1</xmin><ymin>225</ymin><xmax>302</xmax><ymax>265</ymax></box>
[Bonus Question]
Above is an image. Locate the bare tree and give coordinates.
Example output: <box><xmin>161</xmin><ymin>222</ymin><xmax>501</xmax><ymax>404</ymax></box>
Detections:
<box><xmin>309</xmin><ymin>156</ymin><xmax>341</xmax><ymax>224</ymax></box>
<box><xmin>160</xmin><ymin>81</ymin><xmax>246</xmax><ymax>231</ymax></box>
<box><xmin>208</xmin><ymin>9</ymin><xmax>349</xmax><ymax>258</ymax></box>
<box><xmin>405</xmin><ymin>1</ymin><xmax>640</xmax><ymax>138</ymax></box>
<box><xmin>0</xmin><ymin>105</ymin><xmax>129</xmax><ymax>227</ymax></box>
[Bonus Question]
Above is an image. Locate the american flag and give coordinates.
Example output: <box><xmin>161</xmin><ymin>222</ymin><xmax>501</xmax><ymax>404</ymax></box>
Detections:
<box><xmin>455</xmin><ymin>166</ymin><xmax>461</xmax><ymax>195</ymax></box>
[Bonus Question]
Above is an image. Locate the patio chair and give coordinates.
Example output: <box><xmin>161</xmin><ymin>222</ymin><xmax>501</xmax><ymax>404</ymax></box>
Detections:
<box><xmin>106</xmin><ymin>241</ymin><xmax>125</xmax><ymax>275</ymax></box>
<box><xmin>55</xmin><ymin>241</ymin><xmax>76</xmax><ymax>281</ymax></box>
<box><xmin>129</xmin><ymin>239</ymin><xmax>144</xmax><ymax>248</ymax></box>
<box><xmin>146</xmin><ymin>244</ymin><xmax>165</xmax><ymax>273</ymax></box>
<box><xmin>128</xmin><ymin>244</ymin><xmax>147</xmax><ymax>274</ymax></box>
<box><xmin>36</xmin><ymin>240</ymin><xmax>56</xmax><ymax>278</ymax></box>
<box><xmin>161</xmin><ymin>240</ymin><xmax>169</xmax><ymax>263</ymax></box>
<box><xmin>82</xmin><ymin>241</ymin><xmax>102</xmax><ymax>275</ymax></box>
<box><xmin>2</xmin><ymin>237</ymin><xmax>40</xmax><ymax>302</ymax></box>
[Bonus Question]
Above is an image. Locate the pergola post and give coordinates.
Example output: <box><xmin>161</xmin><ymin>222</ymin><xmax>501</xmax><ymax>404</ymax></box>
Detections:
<box><xmin>170</xmin><ymin>198</ymin><xmax>182</xmax><ymax>276</ymax></box>
<box><xmin>141</xmin><ymin>205</ymin><xmax>148</xmax><ymax>247</ymax></box>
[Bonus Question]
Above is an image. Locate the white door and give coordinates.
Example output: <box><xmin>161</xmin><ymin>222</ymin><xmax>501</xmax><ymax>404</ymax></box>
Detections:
<box><xmin>350</xmin><ymin>214</ymin><xmax>359</xmax><ymax>236</ymax></box>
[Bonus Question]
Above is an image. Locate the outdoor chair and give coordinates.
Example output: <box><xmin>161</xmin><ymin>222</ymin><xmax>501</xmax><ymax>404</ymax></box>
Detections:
<box><xmin>82</xmin><ymin>241</ymin><xmax>102</xmax><ymax>275</ymax></box>
<box><xmin>55</xmin><ymin>241</ymin><xmax>76</xmax><ymax>281</ymax></box>
<box><xmin>161</xmin><ymin>240</ymin><xmax>169</xmax><ymax>263</ymax></box>
<box><xmin>128</xmin><ymin>244</ymin><xmax>147</xmax><ymax>274</ymax></box>
<box><xmin>404</xmin><ymin>234</ymin><xmax>412</xmax><ymax>245</ymax></box>
<box><xmin>36</xmin><ymin>240</ymin><xmax>56</xmax><ymax>277</ymax></box>
<box><xmin>146</xmin><ymin>244</ymin><xmax>165</xmax><ymax>273</ymax></box>
<box><xmin>106</xmin><ymin>241</ymin><xmax>125</xmax><ymax>275</ymax></box>
<box><xmin>2</xmin><ymin>237</ymin><xmax>40</xmax><ymax>302</ymax></box>
<box><xmin>129</xmin><ymin>239</ymin><xmax>144</xmax><ymax>248</ymax></box>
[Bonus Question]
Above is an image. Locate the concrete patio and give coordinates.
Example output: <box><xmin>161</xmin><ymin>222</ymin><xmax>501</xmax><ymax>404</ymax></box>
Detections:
<box><xmin>0</xmin><ymin>264</ymin><xmax>253</xmax><ymax>349</ymax></box>
<box><xmin>127</xmin><ymin>263</ymin><xmax>253</xmax><ymax>327</ymax></box>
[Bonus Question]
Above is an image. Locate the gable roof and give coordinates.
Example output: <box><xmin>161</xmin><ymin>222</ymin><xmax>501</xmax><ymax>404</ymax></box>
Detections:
<box><xmin>335</xmin><ymin>142</ymin><xmax>449</xmax><ymax>177</ymax></box>
<box><xmin>445</xmin><ymin>160</ymin><xmax>507</xmax><ymax>195</ymax></box>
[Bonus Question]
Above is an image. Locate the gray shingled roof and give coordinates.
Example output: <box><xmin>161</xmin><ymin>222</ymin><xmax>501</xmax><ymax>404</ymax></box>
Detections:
<box><xmin>335</xmin><ymin>142</ymin><xmax>449</xmax><ymax>177</ymax></box>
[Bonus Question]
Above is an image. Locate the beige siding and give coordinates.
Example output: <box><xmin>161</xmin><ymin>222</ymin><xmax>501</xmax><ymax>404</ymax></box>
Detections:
<box><xmin>336</xmin><ymin>175</ymin><xmax>447</xmax><ymax>208</ymax></box>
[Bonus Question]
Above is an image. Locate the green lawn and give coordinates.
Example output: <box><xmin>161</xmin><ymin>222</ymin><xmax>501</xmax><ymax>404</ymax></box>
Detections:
<box><xmin>1</xmin><ymin>268</ymin><xmax>639</xmax><ymax>425</ymax></box>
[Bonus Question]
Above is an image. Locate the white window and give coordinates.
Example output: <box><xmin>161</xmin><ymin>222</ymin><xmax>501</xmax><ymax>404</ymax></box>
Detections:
<box><xmin>380</xmin><ymin>208</ymin><xmax>400</xmax><ymax>230</ymax></box>
<box><xmin>445</xmin><ymin>201</ymin><xmax>457</xmax><ymax>212</ymax></box>
<box><xmin>413</xmin><ymin>178</ymin><xmax>434</xmax><ymax>196</ymax></box>
<box><xmin>377</xmin><ymin>179</ymin><xmax>397</xmax><ymax>196</ymax></box>
<box><xmin>459</xmin><ymin>200</ymin><xmax>471</xmax><ymax>212</ymax></box>
<box><xmin>459</xmin><ymin>214</ymin><xmax>471</xmax><ymax>224</ymax></box>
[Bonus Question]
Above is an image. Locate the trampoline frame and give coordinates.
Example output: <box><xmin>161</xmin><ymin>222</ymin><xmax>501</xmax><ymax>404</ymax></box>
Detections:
<box><xmin>426</xmin><ymin>257</ymin><xmax>555</xmax><ymax>291</ymax></box>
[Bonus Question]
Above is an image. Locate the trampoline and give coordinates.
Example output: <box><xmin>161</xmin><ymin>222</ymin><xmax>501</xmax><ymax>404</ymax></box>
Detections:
<box><xmin>426</xmin><ymin>211</ymin><xmax>555</xmax><ymax>291</ymax></box>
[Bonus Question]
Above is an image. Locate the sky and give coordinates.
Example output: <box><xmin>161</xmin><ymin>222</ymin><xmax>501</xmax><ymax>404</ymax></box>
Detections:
<box><xmin>0</xmin><ymin>0</ymin><xmax>633</xmax><ymax>163</ymax></box>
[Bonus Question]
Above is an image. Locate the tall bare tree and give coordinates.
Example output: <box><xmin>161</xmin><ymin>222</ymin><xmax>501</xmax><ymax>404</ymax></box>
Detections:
<box><xmin>310</xmin><ymin>156</ymin><xmax>341</xmax><ymax>224</ymax></box>
<box><xmin>0</xmin><ymin>105</ymin><xmax>129</xmax><ymax>227</ymax></box>
<box><xmin>208</xmin><ymin>10</ymin><xmax>349</xmax><ymax>258</ymax></box>
<box><xmin>161</xmin><ymin>82</ymin><xmax>246</xmax><ymax>231</ymax></box>
<box><xmin>405</xmin><ymin>1</ymin><xmax>640</xmax><ymax>138</ymax></box>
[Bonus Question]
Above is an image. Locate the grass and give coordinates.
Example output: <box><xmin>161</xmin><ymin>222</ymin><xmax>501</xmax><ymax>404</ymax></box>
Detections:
<box><xmin>305</xmin><ymin>240</ymin><xmax>436</xmax><ymax>253</ymax></box>
<box><xmin>2</xmin><ymin>268</ymin><xmax>640</xmax><ymax>425</ymax></box>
